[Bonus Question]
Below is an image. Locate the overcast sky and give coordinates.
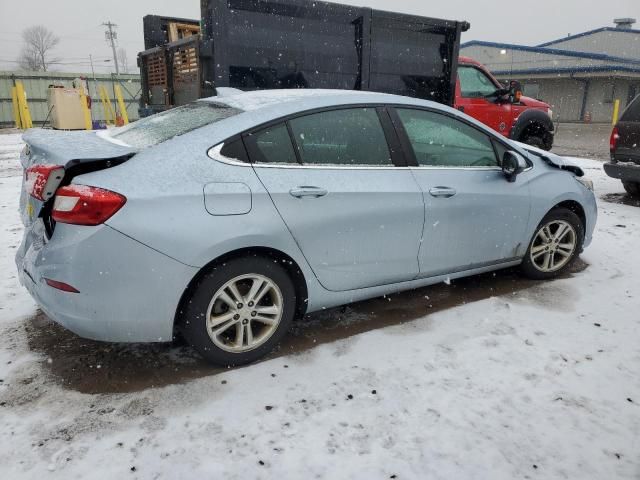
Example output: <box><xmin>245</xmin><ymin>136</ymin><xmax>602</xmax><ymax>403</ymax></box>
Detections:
<box><xmin>0</xmin><ymin>0</ymin><xmax>637</xmax><ymax>73</ymax></box>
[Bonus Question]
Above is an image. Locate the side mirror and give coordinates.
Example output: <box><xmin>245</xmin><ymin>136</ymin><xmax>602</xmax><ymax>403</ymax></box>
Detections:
<box><xmin>502</xmin><ymin>151</ymin><xmax>528</xmax><ymax>182</ymax></box>
<box><xmin>492</xmin><ymin>87</ymin><xmax>511</xmax><ymax>102</ymax></box>
<box><xmin>508</xmin><ymin>80</ymin><xmax>523</xmax><ymax>103</ymax></box>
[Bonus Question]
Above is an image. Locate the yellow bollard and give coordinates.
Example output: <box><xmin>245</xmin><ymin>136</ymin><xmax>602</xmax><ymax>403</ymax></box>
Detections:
<box><xmin>114</xmin><ymin>85</ymin><xmax>129</xmax><ymax>125</ymax></box>
<box><xmin>612</xmin><ymin>99</ymin><xmax>621</xmax><ymax>126</ymax></box>
<box><xmin>15</xmin><ymin>82</ymin><xmax>33</xmax><ymax>129</ymax></box>
<box><xmin>11</xmin><ymin>87</ymin><xmax>21</xmax><ymax>128</ymax></box>
<box><xmin>99</xmin><ymin>85</ymin><xmax>116</xmax><ymax>126</ymax></box>
<box><xmin>78</xmin><ymin>86</ymin><xmax>93</xmax><ymax>130</ymax></box>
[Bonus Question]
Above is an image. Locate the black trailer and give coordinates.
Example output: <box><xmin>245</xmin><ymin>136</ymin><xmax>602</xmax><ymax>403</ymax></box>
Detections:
<box><xmin>138</xmin><ymin>0</ymin><xmax>469</xmax><ymax>116</ymax></box>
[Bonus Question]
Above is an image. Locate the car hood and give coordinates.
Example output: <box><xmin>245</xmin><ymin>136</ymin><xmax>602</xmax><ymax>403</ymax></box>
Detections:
<box><xmin>514</xmin><ymin>141</ymin><xmax>584</xmax><ymax>177</ymax></box>
<box><xmin>518</xmin><ymin>95</ymin><xmax>549</xmax><ymax>109</ymax></box>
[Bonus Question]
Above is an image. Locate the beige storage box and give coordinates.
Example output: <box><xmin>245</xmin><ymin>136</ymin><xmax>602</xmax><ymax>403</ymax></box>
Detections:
<box><xmin>47</xmin><ymin>87</ymin><xmax>86</xmax><ymax>130</ymax></box>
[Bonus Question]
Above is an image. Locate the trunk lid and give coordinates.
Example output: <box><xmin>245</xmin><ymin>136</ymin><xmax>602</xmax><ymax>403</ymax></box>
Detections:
<box><xmin>20</xmin><ymin>129</ymin><xmax>136</xmax><ymax>227</ymax></box>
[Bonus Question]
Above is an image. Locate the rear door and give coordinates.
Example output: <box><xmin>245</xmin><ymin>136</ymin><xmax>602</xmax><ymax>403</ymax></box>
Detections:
<box><xmin>390</xmin><ymin>107</ymin><xmax>531</xmax><ymax>277</ymax></box>
<box><xmin>246</xmin><ymin>106</ymin><xmax>424</xmax><ymax>292</ymax></box>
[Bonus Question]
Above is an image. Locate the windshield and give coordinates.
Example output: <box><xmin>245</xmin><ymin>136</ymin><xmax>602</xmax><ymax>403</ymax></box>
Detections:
<box><xmin>108</xmin><ymin>102</ymin><xmax>242</xmax><ymax>149</ymax></box>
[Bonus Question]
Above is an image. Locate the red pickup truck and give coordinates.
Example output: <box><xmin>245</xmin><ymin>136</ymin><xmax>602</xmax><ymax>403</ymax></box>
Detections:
<box><xmin>456</xmin><ymin>57</ymin><xmax>554</xmax><ymax>150</ymax></box>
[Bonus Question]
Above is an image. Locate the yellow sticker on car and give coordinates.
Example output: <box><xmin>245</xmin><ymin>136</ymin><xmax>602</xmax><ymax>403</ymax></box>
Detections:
<box><xmin>26</xmin><ymin>202</ymin><xmax>34</xmax><ymax>219</ymax></box>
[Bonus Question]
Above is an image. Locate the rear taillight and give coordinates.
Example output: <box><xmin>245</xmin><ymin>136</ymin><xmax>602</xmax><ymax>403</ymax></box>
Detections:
<box><xmin>26</xmin><ymin>164</ymin><xmax>64</xmax><ymax>201</ymax></box>
<box><xmin>610</xmin><ymin>126</ymin><xmax>620</xmax><ymax>153</ymax></box>
<box><xmin>52</xmin><ymin>185</ymin><xmax>126</xmax><ymax>226</ymax></box>
<box><xmin>43</xmin><ymin>278</ymin><xmax>80</xmax><ymax>293</ymax></box>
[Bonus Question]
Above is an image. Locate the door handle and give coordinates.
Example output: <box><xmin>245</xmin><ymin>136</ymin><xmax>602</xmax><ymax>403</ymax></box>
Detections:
<box><xmin>429</xmin><ymin>186</ymin><xmax>457</xmax><ymax>198</ymax></box>
<box><xmin>289</xmin><ymin>186</ymin><xmax>328</xmax><ymax>198</ymax></box>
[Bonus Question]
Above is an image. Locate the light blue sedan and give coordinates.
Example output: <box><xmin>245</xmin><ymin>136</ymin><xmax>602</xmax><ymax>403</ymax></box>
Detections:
<box><xmin>16</xmin><ymin>89</ymin><xmax>597</xmax><ymax>365</ymax></box>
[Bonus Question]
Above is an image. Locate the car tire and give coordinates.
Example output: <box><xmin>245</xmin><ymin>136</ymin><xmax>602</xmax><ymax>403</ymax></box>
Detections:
<box><xmin>179</xmin><ymin>256</ymin><xmax>296</xmax><ymax>366</ymax></box>
<box><xmin>520</xmin><ymin>208</ymin><xmax>584</xmax><ymax>280</ymax></box>
<box><xmin>522</xmin><ymin>135</ymin><xmax>546</xmax><ymax>150</ymax></box>
<box><xmin>622</xmin><ymin>181</ymin><xmax>640</xmax><ymax>197</ymax></box>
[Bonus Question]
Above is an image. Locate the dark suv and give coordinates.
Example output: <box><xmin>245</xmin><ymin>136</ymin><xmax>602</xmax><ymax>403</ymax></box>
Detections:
<box><xmin>605</xmin><ymin>95</ymin><xmax>640</xmax><ymax>196</ymax></box>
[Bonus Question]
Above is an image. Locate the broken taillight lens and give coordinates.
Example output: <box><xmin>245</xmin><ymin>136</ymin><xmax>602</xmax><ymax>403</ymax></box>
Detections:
<box><xmin>43</xmin><ymin>278</ymin><xmax>80</xmax><ymax>293</ymax></box>
<box><xmin>25</xmin><ymin>164</ymin><xmax>65</xmax><ymax>201</ymax></box>
<box><xmin>52</xmin><ymin>185</ymin><xmax>126</xmax><ymax>226</ymax></box>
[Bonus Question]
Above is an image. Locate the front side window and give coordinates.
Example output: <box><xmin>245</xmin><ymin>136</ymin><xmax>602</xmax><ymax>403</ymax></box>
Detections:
<box><xmin>458</xmin><ymin>66</ymin><xmax>499</xmax><ymax>98</ymax></box>
<box><xmin>396</xmin><ymin>108</ymin><xmax>499</xmax><ymax>168</ymax></box>
<box><xmin>288</xmin><ymin>108</ymin><xmax>392</xmax><ymax>166</ymax></box>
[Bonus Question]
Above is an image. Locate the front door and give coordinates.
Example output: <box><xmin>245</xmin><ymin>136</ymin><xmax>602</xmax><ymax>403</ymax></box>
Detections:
<box><xmin>456</xmin><ymin>65</ymin><xmax>512</xmax><ymax>138</ymax></box>
<box><xmin>246</xmin><ymin>107</ymin><xmax>424</xmax><ymax>292</ymax></box>
<box><xmin>391</xmin><ymin>107</ymin><xmax>531</xmax><ymax>277</ymax></box>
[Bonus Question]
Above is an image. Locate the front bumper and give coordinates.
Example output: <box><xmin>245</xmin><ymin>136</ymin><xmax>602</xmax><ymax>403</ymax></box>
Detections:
<box><xmin>16</xmin><ymin>223</ymin><xmax>198</xmax><ymax>343</ymax></box>
<box><xmin>583</xmin><ymin>190</ymin><xmax>597</xmax><ymax>249</ymax></box>
<box><xmin>603</xmin><ymin>162</ymin><xmax>640</xmax><ymax>183</ymax></box>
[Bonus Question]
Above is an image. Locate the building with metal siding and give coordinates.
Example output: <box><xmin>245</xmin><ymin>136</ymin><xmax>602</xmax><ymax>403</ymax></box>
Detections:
<box><xmin>460</xmin><ymin>21</ymin><xmax>640</xmax><ymax>123</ymax></box>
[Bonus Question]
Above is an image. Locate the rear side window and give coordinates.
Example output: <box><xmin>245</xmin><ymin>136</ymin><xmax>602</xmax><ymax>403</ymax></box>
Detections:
<box><xmin>220</xmin><ymin>138</ymin><xmax>249</xmax><ymax>163</ymax></box>
<box><xmin>109</xmin><ymin>102</ymin><xmax>242</xmax><ymax>149</ymax></box>
<box><xmin>288</xmin><ymin>108</ymin><xmax>392</xmax><ymax>166</ymax></box>
<box><xmin>396</xmin><ymin>108</ymin><xmax>499</xmax><ymax>167</ymax></box>
<box><xmin>621</xmin><ymin>95</ymin><xmax>640</xmax><ymax>122</ymax></box>
<box><xmin>246</xmin><ymin>124</ymin><xmax>298</xmax><ymax>164</ymax></box>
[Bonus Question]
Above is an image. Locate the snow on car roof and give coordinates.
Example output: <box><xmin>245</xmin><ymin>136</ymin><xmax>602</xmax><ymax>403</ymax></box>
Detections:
<box><xmin>199</xmin><ymin>88</ymin><xmax>413</xmax><ymax>112</ymax></box>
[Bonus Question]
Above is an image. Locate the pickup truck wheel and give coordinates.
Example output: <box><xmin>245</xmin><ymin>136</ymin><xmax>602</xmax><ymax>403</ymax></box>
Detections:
<box><xmin>521</xmin><ymin>208</ymin><xmax>584</xmax><ymax>280</ymax></box>
<box><xmin>180</xmin><ymin>256</ymin><xmax>296</xmax><ymax>366</ymax></box>
<box><xmin>623</xmin><ymin>181</ymin><xmax>640</xmax><ymax>196</ymax></box>
<box><xmin>522</xmin><ymin>135</ymin><xmax>545</xmax><ymax>150</ymax></box>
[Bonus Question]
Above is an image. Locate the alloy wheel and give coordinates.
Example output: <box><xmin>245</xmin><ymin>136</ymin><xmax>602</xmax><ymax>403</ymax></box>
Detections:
<box><xmin>529</xmin><ymin>220</ymin><xmax>577</xmax><ymax>273</ymax></box>
<box><xmin>206</xmin><ymin>274</ymin><xmax>283</xmax><ymax>353</ymax></box>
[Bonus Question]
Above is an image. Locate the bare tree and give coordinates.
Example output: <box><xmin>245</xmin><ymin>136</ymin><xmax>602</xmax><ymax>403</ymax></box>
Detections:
<box><xmin>18</xmin><ymin>48</ymin><xmax>40</xmax><ymax>71</ymax></box>
<box><xmin>17</xmin><ymin>25</ymin><xmax>60</xmax><ymax>71</ymax></box>
<box><xmin>117</xmin><ymin>48</ymin><xmax>129</xmax><ymax>74</ymax></box>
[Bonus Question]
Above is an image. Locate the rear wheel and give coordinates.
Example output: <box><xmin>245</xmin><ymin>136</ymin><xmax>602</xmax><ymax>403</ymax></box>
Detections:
<box><xmin>623</xmin><ymin>181</ymin><xmax>640</xmax><ymax>197</ymax></box>
<box><xmin>520</xmin><ymin>208</ymin><xmax>584</xmax><ymax>280</ymax></box>
<box><xmin>180</xmin><ymin>256</ymin><xmax>296</xmax><ymax>366</ymax></box>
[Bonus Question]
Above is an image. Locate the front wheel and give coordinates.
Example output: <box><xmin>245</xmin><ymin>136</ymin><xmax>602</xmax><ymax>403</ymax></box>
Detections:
<box><xmin>180</xmin><ymin>256</ymin><xmax>296</xmax><ymax>366</ymax></box>
<box><xmin>521</xmin><ymin>128</ymin><xmax>553</xmax><ymax>151</ymax></box>
<box><xmin>522</xmin><ymin>135</ymin><xmax>545</xmax><ymax>150</ymax></box>
<box><xmin>520</xmin><ymin>208</ymin><xmax>584</xmax><ymax>280</ymax></box>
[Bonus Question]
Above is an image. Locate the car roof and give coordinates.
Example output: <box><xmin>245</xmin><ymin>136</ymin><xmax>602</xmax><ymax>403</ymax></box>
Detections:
<box><xmin>189</xmin><ymin>88</ymin><xmax>521</xmax><ymax>155</ymax></box>
<box><xmin>200</xmin><ymin>88</ymin><xmax>436</xmax><ymax>113</ymax></box>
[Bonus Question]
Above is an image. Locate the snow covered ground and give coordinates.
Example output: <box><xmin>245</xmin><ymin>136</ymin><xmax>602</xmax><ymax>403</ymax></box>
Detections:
<box><xmin>1</xmin><ymin>131</ymin><xmax>639</xmax><ymax>479</ymax></box>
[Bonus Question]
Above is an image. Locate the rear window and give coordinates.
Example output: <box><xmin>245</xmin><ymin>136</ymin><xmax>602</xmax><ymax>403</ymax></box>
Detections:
<box><xmin>621</xmin><ymin>95</ymin><xmax>640</xmax><ymax>122</ymax></box>
<box><xmin>109</xmin><ymin>102</ymin><xmax>242</xmax><ymax>148</ymax></box>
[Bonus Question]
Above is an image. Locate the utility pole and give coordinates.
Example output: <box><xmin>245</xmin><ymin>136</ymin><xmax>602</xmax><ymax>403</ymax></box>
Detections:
<box><xmin>103</xmin><ymin>21</ymin><xmax>120</xmax><ymax>75</ymax></box>
<box><xmin>89</xmin><ymin>54</ymin><xmax>97</xmax><ymax>82</ymax></box>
